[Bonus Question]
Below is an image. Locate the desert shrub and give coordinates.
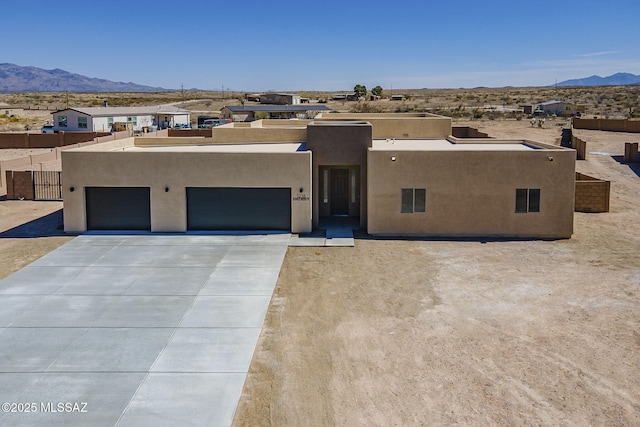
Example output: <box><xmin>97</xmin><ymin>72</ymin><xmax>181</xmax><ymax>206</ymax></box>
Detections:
<box><xmin>350</xmin><ymin>102</ymin><xmax>383</xmax><ymax>113</ymax></box>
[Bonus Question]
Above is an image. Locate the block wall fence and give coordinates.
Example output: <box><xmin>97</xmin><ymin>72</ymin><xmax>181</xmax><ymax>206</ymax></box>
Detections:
<box><xmin>574</xmin><ymin>172</ymin><xmax>610</xmax><ymax>213</ymax></box>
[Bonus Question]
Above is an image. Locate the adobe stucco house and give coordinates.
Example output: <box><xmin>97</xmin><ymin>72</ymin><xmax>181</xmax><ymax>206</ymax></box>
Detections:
<box><xmin>52</xmin><ymin>106</ymin><xmax>191</xmax><ymax>132</ymax></box>
<box><xmin>220</xmin><ymin>105</ymin><xmax>330</xmax><ymax>122</ymax></box>
<box><xmin>62</xmin><ymin>113</ymin><xmax>576</xmax><ymax>238</ymax></box>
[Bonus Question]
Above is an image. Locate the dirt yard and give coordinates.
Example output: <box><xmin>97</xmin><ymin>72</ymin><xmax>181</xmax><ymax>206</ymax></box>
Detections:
<box><xmin>0</xmin><ymin>201</ymin><xmax>72</xmax><ymax>279</ymax></box>
<box><xmin>233</xmin><ymin>121</ymin><xmax>640</xmax><ymax>426</ymax></box>
<box><xmin>0</xmin><ymin>120</ymin><xmax>639</xmax><ymax>425</ymax></box>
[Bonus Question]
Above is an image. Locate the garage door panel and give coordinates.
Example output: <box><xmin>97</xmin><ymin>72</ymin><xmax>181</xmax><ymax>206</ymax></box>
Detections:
<box><xmin>86</xmin><ymin>187</ymin><xmax>151</xmax><ymax>230</ymax></box>
<box><xmin>187</xmin><ymin>188</ymin><xmax>290</xmax><ymax>230</ymax></box>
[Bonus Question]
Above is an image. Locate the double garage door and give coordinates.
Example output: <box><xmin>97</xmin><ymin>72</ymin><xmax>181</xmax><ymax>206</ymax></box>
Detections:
<box><xmin>85</xmin><ymin>187</ymin><xmax>291</xmax><ymax>231</ymax></box>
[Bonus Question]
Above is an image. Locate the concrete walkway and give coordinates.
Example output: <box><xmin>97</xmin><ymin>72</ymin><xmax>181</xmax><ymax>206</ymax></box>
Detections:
<box><xmin>288</xmin><ymin>218</ymin><xmax>357</xmax><ymax>247</ymax></box>
<box><xmin>0</xmin><ymin>233</ymin><xmax>289</xmax><ymax>427</ymax></box>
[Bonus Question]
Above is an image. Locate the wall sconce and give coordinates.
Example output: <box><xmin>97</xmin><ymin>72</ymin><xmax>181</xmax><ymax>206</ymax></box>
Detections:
<box><xmin>165</xmin><ymin>187</ymin><xmax>170</xmax><ymax>192</ymax></box>
<box><xmin>547</xmin><ymin>156</ymin><xmax>554</xmax><ymax>162</ymax></box>
<box><xmin>69</xmin><ymin>187</ymin><xmax>75</xmax><ymax>192</ymax></box>
<box><xmin>299</xmin><ymin>188</ymin><xmax>304</xmax><ymax>193</ymax></box>
<box><xmin>391</xmin><ymin>156</ymin><xmax>396</xmax><ymax>161</ymax></box>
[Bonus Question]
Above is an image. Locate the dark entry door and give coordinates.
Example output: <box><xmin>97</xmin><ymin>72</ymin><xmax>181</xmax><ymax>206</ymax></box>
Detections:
<box><xmin>330</xmin><ymin>169</ymin><xmax>349</xmax><ymax>215</ymax></box>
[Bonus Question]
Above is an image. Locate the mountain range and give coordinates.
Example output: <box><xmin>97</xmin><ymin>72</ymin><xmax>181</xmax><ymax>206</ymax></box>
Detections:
<box><xmin>2</xmin><ymin>63</ymin><xmax>640</xmax><ymax>92</ymax></box>
<box><xmin>0</xmin><ymin>63</ymin><xmax>167</xmax><ymax>92</ymax></box>
<box><xmin>556</xmin><ymin>72</ymin><xmax>640</xmax><ymax>87</ymax></box>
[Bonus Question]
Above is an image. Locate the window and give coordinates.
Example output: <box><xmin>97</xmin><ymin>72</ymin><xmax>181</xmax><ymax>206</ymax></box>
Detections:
<box><xmin>351</xmin><ymin>169</ymin><xmax>356</xmax><ymax>203</ymax></box>
<box><xmin>516</xmin><ymin>188</ymin><xmax>540</xmax><ymax>213</ymax></box>
<box><xmin>78</xmin><ymin>117</ymin><xmax>87</xmax><ymax>129</ymax></box>
<box><xmin>127</xmin><ymin>116</ymin><xmax>137</xmax><ymax>125</ymax></box>
<box><xmin>58</xmin><ymin>116</ymin><xmax>67</xmax><ymax>127</ymax></box>
<box><xmin>323</xmin><ymin>169</ymin><xmax>328</xmax><ymax>203</ymax></box>
<box><xmin>401</xmin><ymin>188</ymin><xmax>426</xmax><ymax>213</ymax></box>
<box><xmin>107</xmin><ymin>117</ymin><xmax>113</xmax><ymax>127</ymax></box>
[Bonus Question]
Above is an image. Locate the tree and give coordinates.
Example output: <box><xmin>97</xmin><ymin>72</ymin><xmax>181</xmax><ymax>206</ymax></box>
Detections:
<box><xmin>354</xmin><ymin>84</ymin><xmax>367</xmax><ymax>98</ymax></box>
<box><xmin>371</xmin><ymin>85</ymin><xmax>383</xmax><ymax>97</ymax></box>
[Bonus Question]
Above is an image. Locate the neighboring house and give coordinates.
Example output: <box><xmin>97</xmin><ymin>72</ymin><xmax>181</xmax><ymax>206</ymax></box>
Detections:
<box><xmin>536</xmin><ymin>100</ymin><xmax>576</xmax><ymax>116</ymax></box>
<box><xmin>62</xmin><ymin>113</ymin><xmax>576</xmax><ymax>239</ymax></box>
<box><xmin>220</xmin><ymin>105</ymin><xmax>331</xmax><ymax>122</ymax></box>
<box><xmin>51</xmin><ymin>106</ymin><xmax>191</xmax><ymax>132</ymax></box>
<box><xmin>522</xmin><ymin>105</ymin><xmax>534</xmax><ymax>115</ymax></box>
<box><xmin>259</xmin><ymin>93</ymin><xmax>301</xmax><ymax>105</ymax></box>
<box><xmin>331</xmin><ymin>93</ymin><xmax>358</xmax><ymax>101</ymax></box>
<box><xmin>0</xmin><ymin>102</ymin><xmax>24</xmax><ymax>117</ymax></box>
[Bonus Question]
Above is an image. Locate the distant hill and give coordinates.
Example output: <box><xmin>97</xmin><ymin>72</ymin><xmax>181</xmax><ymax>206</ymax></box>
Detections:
<box><xmin>0</xmin><ymin>63</ymin><xmax>168</xmax><ymax>92</ymax></box>
<box><xmin>556</xmin><ymin>72</ymin><xmax>640</xmax><ymax>87</ymax></box>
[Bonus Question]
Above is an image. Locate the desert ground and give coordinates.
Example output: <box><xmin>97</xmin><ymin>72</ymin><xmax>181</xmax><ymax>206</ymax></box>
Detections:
<box><xmin>1</xmin><ymin>114</ymin><xmax>639</xmax><ymax>425</ymax></box>
<box><xmin>233</xmin><ymin>120</ymin><xmax>640</xmax><ymax>426</ymax></box>
<box><xmin>2</xmin><ymin>85</ymin><xmax>639</xmax><ymax>132</ymax></box>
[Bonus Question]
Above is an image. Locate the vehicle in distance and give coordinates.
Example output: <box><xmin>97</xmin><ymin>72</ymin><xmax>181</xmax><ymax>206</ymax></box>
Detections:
<box><xmin>41</xmin><ymin>124</ymin><xmax>55</xmax><ymax>134</ymax></box>
<box><xmin>199</xmin><ymin>119</ymin><xmax>230</xmax><ymax>128</ymax></box>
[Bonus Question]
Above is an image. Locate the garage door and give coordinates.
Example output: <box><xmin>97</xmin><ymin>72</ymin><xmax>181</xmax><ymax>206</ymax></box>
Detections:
<box><xmin>187</xmin><ymin>187</ymin><xmax>291</xmax><ymax>230</ymax></box>
<box><xmin>86</xmin><ymin>187</ymin><xmax>151</xmax><ymax>230</ymax></box>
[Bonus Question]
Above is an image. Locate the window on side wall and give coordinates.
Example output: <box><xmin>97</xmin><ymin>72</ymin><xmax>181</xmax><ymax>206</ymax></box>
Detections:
<box><xmin>58</xmin><ymin>116</ymin><xmax>67</xmax><ymax>127</ymax></box>
<box><xmin>401</xmin><ymin>188</ymin><xmax>426</xmax><ymax>213</ymax></box>
<box><xmin>515</xmin><ymin>188</ymin><xmax>540</xmax><ymax>213</ymax></box>
<box><xmin>127</xmin><ymin>116</ymin><xmax>137</xmax><ymax>125</ymax></box>
<box><xmin>78</xmin><ymin>117</ymin><xmax>87</xmax><ymax>129</ymax></box>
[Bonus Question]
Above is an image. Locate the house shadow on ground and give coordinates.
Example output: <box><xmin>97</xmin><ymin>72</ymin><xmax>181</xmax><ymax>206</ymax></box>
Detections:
<box><xmin>611</xmin><ymin>155</ymin><xmax>640</xmax><ymax>177</ymax></box>
<box><xmin>0</xmin><ymin>209</ymin><xmax>66</xmax><ymax>238</ymax></box>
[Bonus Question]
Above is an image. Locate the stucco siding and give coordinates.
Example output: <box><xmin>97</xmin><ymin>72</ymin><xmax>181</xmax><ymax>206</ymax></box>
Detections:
<box><xmin>62</xmin><ymin>143</ymin><xmax>312</xmax><ymax>233</ymax></box>
<box><xmin>367</xmin><ymin>148</ymin><xmax>575</xmax><ymax>238</ymax></box>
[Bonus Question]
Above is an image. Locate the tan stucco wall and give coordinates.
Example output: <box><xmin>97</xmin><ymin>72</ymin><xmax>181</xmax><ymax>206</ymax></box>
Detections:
<box><xmin>62</xmin><ymin>141</ymin><xmax>312</xmax><ymax>233</ymax></box>
<box><xmin>367</xmin><ymin>146</ymin><xmax>575</xmax><ymax>238</ymax></box>
<box><xmin>316</xmin><ymin>113</ymin><xmax>452</xmax><ymax>139</ymax></box>
<box><xmin>306</xmin><ymin>122</ymin><xmax>372</xmax><ymax>228</ymax></box>
<box><xmin>134</xmin><ymin>127</ymin><xmax>307</xmax><ymax>146</ymax></box>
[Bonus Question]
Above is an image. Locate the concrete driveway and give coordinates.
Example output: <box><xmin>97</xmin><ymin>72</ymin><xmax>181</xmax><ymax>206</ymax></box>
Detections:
<box><xmin>0</xmin><ymin>233</ymin><xmax>290</xmax><ymax>426</ymax></box>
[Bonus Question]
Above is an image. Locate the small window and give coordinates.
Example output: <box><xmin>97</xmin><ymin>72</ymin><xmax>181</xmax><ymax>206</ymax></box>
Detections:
<box><xmin>401</xmin><ymin>189</ymin><xmax>414</xmax><ymax>213</ymax></box>
<box><xmin>127</xmin><ymin>116</ymin><xmax>137</xmax><ymax>125</ymax></box>
<box><xmin>107</xmin><ymin>117</ymin><xmax>114</xmax><ymax>126</ymax></box>
<box><xmin>401</xmin><ymin>188</ymin><xmax>426</xmax><ymax>213</ymax></box>
<box><xmin>414</xmin><ymin>189</ymin><xmax>426</xmax><ymax>213</ymax></box>
<box><xmin>58</xmin><ymin>116</ymin><xmax>67</xmax><ymax>127</ymax></box>
<box><xmin>516</xmin><ymin>188</ymin><xmax>540</xmax><ymax>213</ymax></box>
<box><xmin>323</xmin><ymin>169</ymin><xmax>328</xmax><ymax>203</ymax></box>
<box><xmin>78</xmin><ymin>117</ymin><xmax>87</xmax><ymax>129</ymax></box>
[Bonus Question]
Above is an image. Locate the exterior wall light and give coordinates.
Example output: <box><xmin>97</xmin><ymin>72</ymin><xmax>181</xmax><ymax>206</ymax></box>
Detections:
<box><xmin>391</xmin><ymin>156</ymin><xmax>397</xmax><ymax>161</ymax></box>
<box><xmin>547</xmin><ymin>156</ymin><xmax>554</xmax><ymax>162</ymax></box>
<box><xmin>299</xmin><ymin>188</ymin><xmax>304</xmax><ymax>193</ymax></box>
<box><xmin>165</xmin><ymin>187</ymin><xmax>170</xmax><ymax>192</ymax></box>
<box><xmin>70</xmin><ymin>187</ymin><xmax>75</xmax><ymax>192</ymax></box>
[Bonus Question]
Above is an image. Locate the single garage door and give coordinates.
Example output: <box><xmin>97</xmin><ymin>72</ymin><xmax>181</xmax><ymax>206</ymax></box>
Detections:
<box><xmin>187</xmin><ymin>187</ymin><xmax>291</xmax><ymax>230</ymax></box>
<box><xmin>86</xmin><ymin>187</ymin><xmax>151</xmax><ymax>230</ymax></box>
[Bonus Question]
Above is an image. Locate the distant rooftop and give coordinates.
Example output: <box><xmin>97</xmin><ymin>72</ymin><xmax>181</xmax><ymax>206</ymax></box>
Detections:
<box><xmin>53</xmin><ymin>106</ymin><xmax>190</xmax><ymax>117</ymax></box>
<box><xmin>224</xmin><ymin>105</ymin><xmax>331</xmax><ymax>112</ymax></box>
<box><xmin>538</xmin><ymin>100</ymin><xmax>564</xmax><ymax>106</ymax></box>
<box><xmin>372</xmin><ymin>139</ymin><xmax>536</xmax><ymax>151</ymax></box>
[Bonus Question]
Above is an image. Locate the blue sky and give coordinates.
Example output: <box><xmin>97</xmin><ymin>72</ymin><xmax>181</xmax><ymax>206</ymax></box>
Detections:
<box><xmin>3</xmin><ymin>0</ymin><xmax>639</xmax><ymax>91</ymax></box>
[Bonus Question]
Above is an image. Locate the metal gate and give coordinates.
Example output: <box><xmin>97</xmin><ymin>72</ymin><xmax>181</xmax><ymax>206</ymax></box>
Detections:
<box><xmin>34</xmin><ymin>171</ymin><xmax>62</xmax><ymax>200</ymax></box>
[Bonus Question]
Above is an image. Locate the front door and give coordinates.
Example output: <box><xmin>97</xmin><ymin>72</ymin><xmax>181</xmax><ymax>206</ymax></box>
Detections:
<box><xmin>330</xmin><ymin>169</ymin><xmax>349</xmax><ymax>215</ymax></box>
